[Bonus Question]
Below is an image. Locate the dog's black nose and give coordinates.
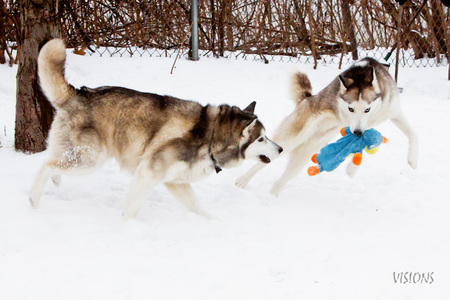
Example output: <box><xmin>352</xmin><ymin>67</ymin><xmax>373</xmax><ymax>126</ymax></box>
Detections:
<box><xmin>353</xmin><ymin>129</ymin><xmax>363</xmax><ymax>136</ymax></box>
<box><xmin>278</xmin><ymin>147</ymin><xmax>283</xmax><ymax>154</ymax></box>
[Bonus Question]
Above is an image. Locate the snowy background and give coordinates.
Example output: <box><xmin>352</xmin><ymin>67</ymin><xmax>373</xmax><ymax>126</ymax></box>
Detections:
<box><xmin>1</xmin><ymin>51</ymin><xmax>449</xmax><ymax>299</ymax></box>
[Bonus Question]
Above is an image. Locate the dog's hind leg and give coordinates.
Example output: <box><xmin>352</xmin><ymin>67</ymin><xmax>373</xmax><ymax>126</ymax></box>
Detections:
<box><xmin>30</xmin><ymin>161</ymin><xmax>57</xmax><ymax>208</ymax></box>
<box><xmin>165</xmin><ymin>183</ymin><xmax>211</xmax><ymax>219</ymax></box>
<box><xmin>270</xmin><ymin>132</ymin><xmax>334</xmax><ymax>196</ymax></box>
<box><xmin>30</xmin><ymin>133</ymin><xmax>107</xmax><ymax>208</ymax></box>
<box><xmin>269</xmin><ymin>145</ymin><xmax>311</xmax><ymax>196</ymax></box>
<box><xmin>391</xmin><ymin>112</ymin><xmax>419</xmax><ymax>169</ymax></box>
<box><xmin>52</xmin><ymin>175</ymin><xmax>61</xmax><ymax>187</ymax></box>
<box><xmin>30</xmin><ymin>146</ymin><xmax>106</xmax><ymax>208</ymax></box>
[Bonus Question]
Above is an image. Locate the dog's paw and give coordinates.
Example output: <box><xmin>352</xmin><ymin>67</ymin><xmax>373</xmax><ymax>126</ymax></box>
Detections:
<box><xmin>52</xmin><ymin>175</ymin><xmax>61</xmax><ymax>187</ymax></box>
<box><xmin>269</xmin><ymin>184</ymin><xmax>281</xmax><ymax>197</ymax></box>
<box><xmin>408</xmin><ymin>158</ymin><xmax>418</xmax><ymax>169</ymax></box>
<box><xmin>122</xmin><ymin>208</ymin><xmax>139</xmax><ymax>221</ymax></box>
<box><xmin>346</xmin><ymin>161</ymin><xmax>359</xmax><ymax>178</ymax></box>
<box><xmin>29</xmin><ymin>196</ymin><xmax>39</xmax><ymax>209</ymax></box>
<box><xmin>235</xmin><ymin>176</ymin><xmax>250</xmax><ymax>189</ymax></box>
<box><xmin>408</xmin><ymin>149</ymin><xmax>419</xmax><ymax>169</ymax></box>
<box><xmin>194</xmin><ymin>208</ymin><xmax>213</xmax><ymax>220</ymax></box>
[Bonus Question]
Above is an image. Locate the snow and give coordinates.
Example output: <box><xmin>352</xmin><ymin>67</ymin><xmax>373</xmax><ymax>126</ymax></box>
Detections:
<box><xmin>1</xmin><ymin>52</ymin><xmax>450</xmax><ymax>300</ymax></box>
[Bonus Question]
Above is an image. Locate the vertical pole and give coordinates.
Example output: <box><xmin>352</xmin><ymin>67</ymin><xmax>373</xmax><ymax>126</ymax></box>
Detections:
<box><xmin>189</xmin><ymin>0</ymin><xmax>199</xmax><ymax>61</ymax></box>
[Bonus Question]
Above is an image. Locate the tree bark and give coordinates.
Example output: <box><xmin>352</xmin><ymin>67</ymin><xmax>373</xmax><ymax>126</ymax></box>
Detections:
<box><xmin>217</xmin><ymin>0</ymin><xmax>228</xmax><ymax>56</ymax></box>
<box><xmin>0</xmin><ymin>0</ymin><xmax>6</xmax><ymax>64</ymax></box>
<box><xmin>341</xmin><ymin>0</ymin><xmax>358</xmax><ymax>60</ymax></box>
<box><xmin>15</xmin><ymin>0</ymin><xmax>60</xmax><ymax>153</ymax></box>
<box><xmin>429</xmin><ymin>0</ymin><xmax>447</xmax><ymax>55</ymax></box>
<box><xmin>210</xmin><ymin>0</ymin><xmax>216</xmax><ymax>56</ymax></box>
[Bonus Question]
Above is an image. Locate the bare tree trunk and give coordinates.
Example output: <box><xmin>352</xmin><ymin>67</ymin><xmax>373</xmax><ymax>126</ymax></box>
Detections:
<box><xmin>0</xmin><ymin>0</ymin><xmax>6</xmax><ymax>64</ymax></box>
<box><xmin>292</xmin><ymin>0</ymin><xmax>312</xmax><ymax>54</ymax></box>
<box><xmin>341</xmin><ymin>0</ymin><xmax>358</xmax><ymax>60</ymax></box>
<box><xmin>307</xmin><ymin>0</ymin><xmax>318</xmax><ymax>69</ymax></box>
<box><xmin>210</xmin><ymin>0</ymin><xmax>216</xmax><ymax>56</ymax></box>
<box><xmin>361</xmin><ymin>0</ymin><xmax>375</xmax><ymax>48</ymax></box>
<box><xmin>395</xmin><ymin>5</ymin><xmax>403</xmax><ymax>82</ymax></box>
<box><xmin>15</xmin><ymin>0</ymin><xmax>60</xmax><ymax>153</ymax></box>
<box><xmin>429</xmin><ymin>0</ymin><xmax>447</xmax><ymax>54</ymax></box>
<box><xmin>217</xmin><ymin>0</ymin><xmax>227</xmax><ymax>56</ymax></box>
<box><xmin>225</xmin><ymin>0</ymin><xmax>233</xmax><ymax>51</ymax></box>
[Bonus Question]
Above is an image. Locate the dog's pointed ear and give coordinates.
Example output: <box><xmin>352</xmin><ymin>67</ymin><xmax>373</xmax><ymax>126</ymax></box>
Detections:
<box><xmin>241</xmin><ymin>118</ymin><xmax>259</xmax><ymax>138</ymax></box>
<box><xmin>371</xmin><ymin>68</ymin><xmax>381</xmax><ymax>93</ymax></box>
<box><xmin>241</xmin><ymin>115</ymin><xmax>258</xmax><ymax>131</ymax></box>
<box><xmin>339</xmin><ymin>75</ymin><xmax>354</xmax><ymax>89</ymax></box>
<box><xmin>364</xmin><ymin>67</ymin><xmax>374</xmax><ymax>83</ymax></box>
<box><xmin>243</xmin><ymin>101</ymin><xmax>256</xmax><ymax>114</ymax></box>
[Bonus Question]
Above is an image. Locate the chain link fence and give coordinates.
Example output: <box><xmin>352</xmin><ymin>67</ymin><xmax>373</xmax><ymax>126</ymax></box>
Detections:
<box><xmin>2</xmin><ymin>0</ymin><xmax>449</xmax><ymax>68</ymax></box>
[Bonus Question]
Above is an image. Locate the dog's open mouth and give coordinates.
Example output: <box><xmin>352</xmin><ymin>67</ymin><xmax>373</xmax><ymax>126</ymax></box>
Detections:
<box><xmin>259</xmin><ymin>155</ymin><xmax>271</xmax><ymax>164</ymax></box>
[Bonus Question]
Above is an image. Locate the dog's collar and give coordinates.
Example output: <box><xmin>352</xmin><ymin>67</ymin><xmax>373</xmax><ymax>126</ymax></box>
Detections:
<box><xmin>210</xmin><ymin>153</ymin><xmax>222</xmax><ymax>174</ymax></box>
<box><xmin>208</xmin><ymin>121</ymin><xmax>222</xmax><ymax>174</ymax></box>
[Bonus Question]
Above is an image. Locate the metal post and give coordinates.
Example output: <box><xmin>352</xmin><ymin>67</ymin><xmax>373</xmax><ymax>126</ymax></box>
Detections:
<box><xmin>189</xmin><ymin>0</ymin><xmax>199</xmax><ymax>61</ymax></box>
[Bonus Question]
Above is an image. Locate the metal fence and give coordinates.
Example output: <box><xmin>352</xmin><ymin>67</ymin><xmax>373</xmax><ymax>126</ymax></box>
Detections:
<box><xmin>2</xmin><ymin>0</ymin><xmax>449</xmax><ymax>68</ymax></box>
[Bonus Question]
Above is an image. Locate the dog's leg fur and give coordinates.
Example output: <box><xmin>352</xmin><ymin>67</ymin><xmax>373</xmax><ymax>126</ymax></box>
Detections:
<box><xmin>235</xmin><ymin>164</ymin><xmax>266</xmax><ymax>189</ymax></box>
<box><xmin>165</xmin><ymin>183</ymin><xmax>211</xmax><ymax>218</ymax></box>
<box><xmin>390</xmin><ymin>113</ymin><xmax>419</xmax><ymax>169</ymax></box>
<box><xmin>269</xmin><ymin>145</ymin><xmax>309</xmax><ymax>196</ymax></box>
<box><xmin>269</xmin><ymin>126</ymin><xmax>338</xmax><ymax>195</ymax></box>
<box><xmin>30</xmin><ymin>145</ymin><xmax>106</xmax><ymax>208</ymax></box>
<box><xmin>52</xmin><ymin>175</ymin><xmax>62</xmax><ymax>187</ymax></box>
<box><xmin>30</xmin><ymin>162</ymin><xmax>57</xmax><ymax>208</ymax></box>
<box><xmin>346</xmin><ymin>160</ymin><xmax>360</xmax><ymax>177</ymax></box>
<box><xmin>269</xmin><ymin>138</ymin><xmax>324</xmax><ymax>195</ymax></box>
<box><xmin>122</xmin><ymin>163</ymin><xmax>158</xmax><ymax>220</ymax></box>
<box><xmin>235</xmin><ymin>111</ymin><xmax>308</xmax><ymax>189</ymax></box>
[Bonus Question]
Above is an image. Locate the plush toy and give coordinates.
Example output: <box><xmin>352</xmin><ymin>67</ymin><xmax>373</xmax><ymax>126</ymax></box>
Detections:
<box><xmin>307</xmin><ymin>127</ymin><xmax>388</xmax><ymax>176</ymax></box>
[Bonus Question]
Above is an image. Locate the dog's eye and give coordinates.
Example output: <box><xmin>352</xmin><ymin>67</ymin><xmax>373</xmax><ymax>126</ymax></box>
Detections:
<box><xmin>258</xmin><ymin>137</ymin><xmax>264</xmax><ymax>142</ymax></box>
<box><xmin>365</xmin><ymin>108</ymin><xmax>371</xmax><ymax>113</ymax></box>
<box><xmin>348</xmin><ymin>107</ymin><xmax>354</xmax><ymax>113</ymax></box>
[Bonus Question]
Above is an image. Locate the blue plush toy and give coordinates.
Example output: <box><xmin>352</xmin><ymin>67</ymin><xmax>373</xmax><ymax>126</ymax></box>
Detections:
<box><xmin>308</xmin><ymin>127</ymin><xmax>388</xmax><ymax>176</ymax></box>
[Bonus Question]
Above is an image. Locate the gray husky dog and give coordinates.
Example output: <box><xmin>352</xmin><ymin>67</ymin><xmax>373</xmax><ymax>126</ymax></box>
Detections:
<box><xmin>236</xmin><ymin>58</ymin><xmax>418</xmax><ymax>195</ymax></box>
<box><xmin>30</xmin><ymin>39</ymin><xmax>283</xmax><ymax>219</ymax></box>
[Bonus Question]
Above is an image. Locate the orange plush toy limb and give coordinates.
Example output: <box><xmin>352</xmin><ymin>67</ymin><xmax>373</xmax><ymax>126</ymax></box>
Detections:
<box><xmin>352</xmin><ymin>152</ymin><xmax>363</xmax><ymax>165</ymax></box>
<box><xmin>307</xmin><ymin>154</ymin><xmax>320</xmax><ymax>176</ymax></box>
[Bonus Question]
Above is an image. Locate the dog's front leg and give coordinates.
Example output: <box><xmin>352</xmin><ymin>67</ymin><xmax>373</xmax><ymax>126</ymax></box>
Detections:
<box><xmin>346</xmin><ymin>162</ymin><xmax>359</xmax><ymax>178</ymax></box>
<box><xmin>122</xmin><ymin>166</ymin><xmax>158</xmax><ymax>220</ymax></box>
<box><xmin>164</xmin><ymin>183</ymin><xmax>211</xmax><ymax>219</ymax></box>
<box><xmin>391</xmin><ymin>112</ymin><xmax>419</xmax><ymax>169</ymax></box>
<box><xmin>346</xmin><ymin>153</ymin><xmax>363</xmax><ymax>178</ymax></box>
<box><xmin>235</xmin><ymin>164</ymin><xmax>266</xmax><ymax>189</ymax></box>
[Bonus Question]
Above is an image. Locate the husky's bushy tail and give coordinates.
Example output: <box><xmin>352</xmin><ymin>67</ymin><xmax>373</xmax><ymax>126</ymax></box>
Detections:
<box><xmin>38</xmin><ymin>39</ymin><xmax>75</xmax><ymax>108</ymax></box>
<box><xmin>289</xmin><ymin>68</ymin><xmax>312</xmax><ymax>103</ymax></box>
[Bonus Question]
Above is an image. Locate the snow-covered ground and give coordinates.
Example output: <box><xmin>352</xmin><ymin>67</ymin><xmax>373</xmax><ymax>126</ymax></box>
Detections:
<box><xmin>1</xmin><ymin>51</ymin><xmax>449</xmax><ymax>300</ymax></box>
